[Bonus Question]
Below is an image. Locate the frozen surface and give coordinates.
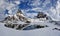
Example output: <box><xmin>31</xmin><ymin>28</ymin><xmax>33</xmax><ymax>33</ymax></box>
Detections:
<box><xmin>0</xmin><ymin>21</ymin><xmax>60</xmax><ymax>36</ymax></box>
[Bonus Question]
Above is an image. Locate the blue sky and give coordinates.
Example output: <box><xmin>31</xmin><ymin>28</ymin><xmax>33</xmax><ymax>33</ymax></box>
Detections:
<box><xmin>18</xmin><ymin>0</ymin><xmax>57</xmax><ymax>9</ymax></box>
<box><xmin>4</xmin><ymin>0</ymin><xmax>58</xmax><ymax>15</ymax></box>
<box><xmin>5</xmin><ymin>0</ymin><xmax>58</xmax><ymax>9</ymax></box>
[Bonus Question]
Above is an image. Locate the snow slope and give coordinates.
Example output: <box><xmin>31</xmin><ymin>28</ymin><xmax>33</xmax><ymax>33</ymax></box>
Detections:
<box><xmin>0</xmin><ymin>21</ymin><xmax>60</xmax><ymax>36</ymax></box>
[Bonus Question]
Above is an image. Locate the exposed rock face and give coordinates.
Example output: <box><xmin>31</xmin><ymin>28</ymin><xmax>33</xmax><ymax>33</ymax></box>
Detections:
<box><xmin>36</xmin><ymin>12</ymin><xmax>52</xmax><ymax>20</ymax></box>
<box><xmin>3</xmin><ymin>9</ymin><xmax>30</xmax><ymax>23</ymax></box>
<box><xmin>16</xmin><ymin>10</ymin><xmax>30</xmax><ymax>23</ymax></box>
<box><xmin>37</xmin><ymin>12</ymin><xmax>47</xmax><ymax>18</ymax></box>
<box><xmin>4</xmin><ymin>23</ymin><xmax>29</xmax><ymax>30</ymax></box>
<box><xmin>53</xmin><ymin>28</ymin><xmax>60</xmax><ymax>31</ymax></box>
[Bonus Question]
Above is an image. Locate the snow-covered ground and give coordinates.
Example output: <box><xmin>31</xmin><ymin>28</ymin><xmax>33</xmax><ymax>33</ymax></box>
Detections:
<box><xmin>0</xmin><ymin>21</ymin><xmax>60</xmax><ymax>36</ymax></box>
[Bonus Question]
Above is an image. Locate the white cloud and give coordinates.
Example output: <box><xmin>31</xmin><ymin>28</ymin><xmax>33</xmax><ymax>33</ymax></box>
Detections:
<box><xmin>14</xmin><ymin>1</ymin><xmax>20</xmax><ymax>5</ymax></box>
<box><xmin>0</xmin><ymin>0</ymin><xmax>20</xmax><ymax>19</ymax></box>
<box><xmin>56</xmin><ymin>1</ymin><xmax>60</xmax><ymax>16</ymax></box>
<box><xmin>0</xmin><ymin>0</ymin><xmax>8</xmax><ymax>9</ymax></box>
<box><xmin>30</xmin><ymin>0</ymin><xmax>41</xmax><ymax>7</ymax></box>
<box><xmin>45</xmin><ymin>0</ymin><xmax>60</xmax><ymax>21</ymax></box>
